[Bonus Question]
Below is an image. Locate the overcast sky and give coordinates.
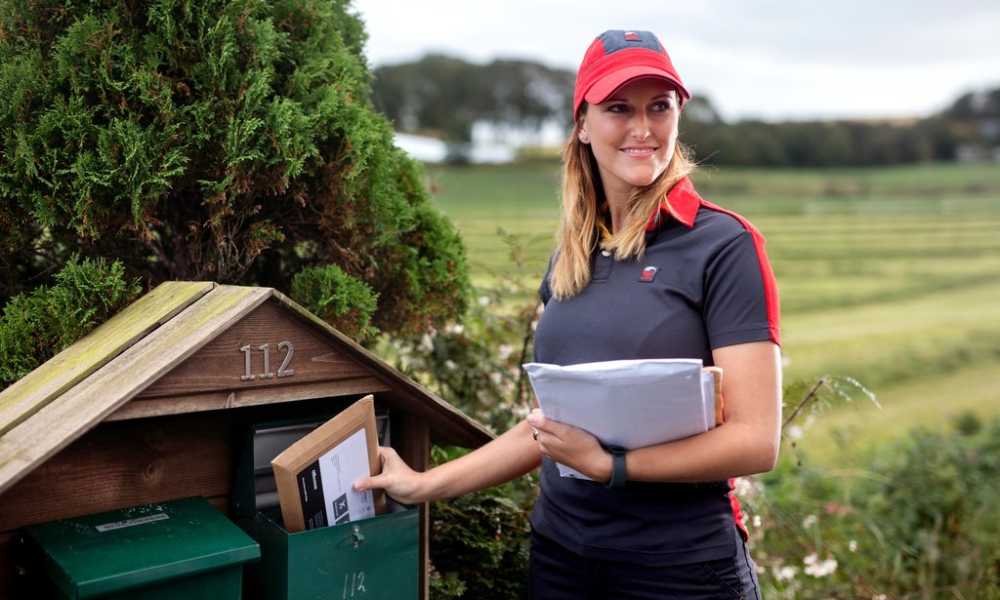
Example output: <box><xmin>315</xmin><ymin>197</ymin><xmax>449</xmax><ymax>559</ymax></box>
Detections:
<box><xmin>352</xmin><ymin>1</ymin><xmax>1000</xmax><ymax>122</ymax></box>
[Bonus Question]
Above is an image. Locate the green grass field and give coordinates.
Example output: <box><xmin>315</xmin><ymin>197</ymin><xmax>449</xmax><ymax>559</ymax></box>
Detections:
<box><xmin>426</xmin><ymin>161</ymin><xmax>1000</xmax><ymax>465</ymax></box>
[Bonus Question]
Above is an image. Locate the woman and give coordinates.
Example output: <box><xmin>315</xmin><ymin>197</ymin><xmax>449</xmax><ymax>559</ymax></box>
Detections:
<box><xmin>355</xmin><ymin>29</ymin><xmax>781</xmax><ymax>599</ymax></box>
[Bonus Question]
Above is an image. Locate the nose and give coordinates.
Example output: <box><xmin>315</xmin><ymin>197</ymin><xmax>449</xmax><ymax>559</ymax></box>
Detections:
<box><xmin>630</xmin><ymin>112</ymin><xmax>651</xmax><ymax>141</ymax></box>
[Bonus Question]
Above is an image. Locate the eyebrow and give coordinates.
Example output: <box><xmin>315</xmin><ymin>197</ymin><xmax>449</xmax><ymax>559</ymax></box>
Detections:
<box><xmin>606</xmin><ymin>92</ymin><xmax>675</xmax><ymax>103</ymax></box>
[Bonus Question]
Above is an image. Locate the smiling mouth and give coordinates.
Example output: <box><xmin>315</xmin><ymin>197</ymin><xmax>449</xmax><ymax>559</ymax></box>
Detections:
<box><xmin>621</xmin><ymin>147</ymin><xmax>658</xmax><ymax>157</ymax></box>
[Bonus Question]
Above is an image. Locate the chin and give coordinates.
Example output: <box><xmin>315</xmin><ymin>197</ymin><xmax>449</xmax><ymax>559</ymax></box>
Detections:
<box><xmin>623</xmin><ymin>169</ymin><xmax>663</xmax><ymax>188</ymax></box>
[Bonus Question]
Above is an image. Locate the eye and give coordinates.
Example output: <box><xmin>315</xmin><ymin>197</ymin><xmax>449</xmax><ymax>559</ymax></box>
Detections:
<box><xmin>651</xmin><ymin>99</ymin><xmax>675</xmax><ymax>112</ymax></box>
<box><xmin>605</xmin><ymin>102</ymin><xmax>630</xmax><ymax>114</ymax></box>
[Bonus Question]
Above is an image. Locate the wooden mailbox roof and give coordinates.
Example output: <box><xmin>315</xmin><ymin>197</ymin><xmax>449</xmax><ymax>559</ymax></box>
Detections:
<box><xmin>0</xmin><ymin>282</ymin><xmax>494</xmax><ymax>495</ymax></box>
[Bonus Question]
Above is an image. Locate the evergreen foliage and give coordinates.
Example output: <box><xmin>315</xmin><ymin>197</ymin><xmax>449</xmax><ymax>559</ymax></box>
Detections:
<box><xmin>0</xmin><ymin>255</ymin><xmax>141</xmax><ymax>388</ymax></box>
<box><xmin>428</xmin><ymin>444</ymin><xmax>532</xmax><ymax>600</ymax></box>
<box><xmin>291</xmin><ymin>263</ymin><xmax>377</xmax><ymax>341</ymax></box>
<box><xmin>0</xmin><ymin>0</ymin><xmax>469</xmax><ymax>358</ymax></box>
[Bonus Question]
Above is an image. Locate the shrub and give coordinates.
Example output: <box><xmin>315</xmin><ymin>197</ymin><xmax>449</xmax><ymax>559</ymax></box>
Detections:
<box><xmin>751</xmin><ymin>413</ymin><xmax>1000</xmax><ymax>599</ymax></box>
<box><xmin>0</xmin><ymin>0</ymin><xmax>468</xmax><ymax>351</ymax></box>
<box><xmin>428</xmin><ymin>446</ymin><xmax>533</xmax><ymax>600</ymax></box>
<box><xmin>291</xmin><ymin>263</ymin><xmax>378</xmax><ymax>342</ymax></box>
<box><xmin>0</xmin><ymin>255</ymin><xmax>141</xmax><ymax>388</ymax></box>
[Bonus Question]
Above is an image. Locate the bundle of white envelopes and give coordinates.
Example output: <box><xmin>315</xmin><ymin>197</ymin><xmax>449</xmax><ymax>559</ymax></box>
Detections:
<box><xmin>523</xmin><ymin>359</ymin><xmax>719</xmax><ymax>480</ymax></box>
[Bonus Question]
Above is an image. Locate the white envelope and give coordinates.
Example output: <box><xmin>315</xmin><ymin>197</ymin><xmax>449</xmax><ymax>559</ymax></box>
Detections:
<box><xmin>523</xmin><ymin>359</ymin><xmax>717</xmax><ymax>480</ymax></box>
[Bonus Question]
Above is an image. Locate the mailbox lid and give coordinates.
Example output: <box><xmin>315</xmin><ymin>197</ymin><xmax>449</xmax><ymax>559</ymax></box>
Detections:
<box><xmin>27</xmin><ymin>497</ymin><xmax>260</xmax><ymax>599</ymax></box>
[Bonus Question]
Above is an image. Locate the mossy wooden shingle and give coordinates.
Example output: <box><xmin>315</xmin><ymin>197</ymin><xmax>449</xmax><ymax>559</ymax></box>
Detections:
<box><xmin>0</xmin><ymin>281</ymin><xmax>215</xmax><ymax>437</ymax></box>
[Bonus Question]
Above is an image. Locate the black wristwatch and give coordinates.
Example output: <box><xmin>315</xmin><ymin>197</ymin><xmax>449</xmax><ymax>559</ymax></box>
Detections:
<box><xmin>605</xmin><ymin>445</ymin><xmax>627</xmax><ymax>489</ymax></box>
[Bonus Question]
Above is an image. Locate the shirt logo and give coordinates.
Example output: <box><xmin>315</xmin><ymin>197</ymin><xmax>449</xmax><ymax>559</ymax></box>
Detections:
<box><xmin>639</xmin><ymin>266</ymin><xmax>657</xmax><ymax>282</ymax></box>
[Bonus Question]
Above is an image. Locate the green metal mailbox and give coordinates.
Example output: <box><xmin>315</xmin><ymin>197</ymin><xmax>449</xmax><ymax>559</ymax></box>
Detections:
<box><xmin>233</xmin><ymin>418</ymin><xmax>419</xmax><ymax>600</ymax></box>
<box><xmin>24</xmin><ymin>497</ymin><xmax>260</xmax><ymax>600</ymax></box>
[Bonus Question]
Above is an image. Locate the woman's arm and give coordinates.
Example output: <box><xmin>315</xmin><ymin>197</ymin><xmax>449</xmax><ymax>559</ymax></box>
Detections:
<box><xmin>353</xmin><ymin>416</ymin><xmax>543</xmax><ymax>504</ymax></box>
<box><xmin>529</xmin><ymin>340</ymin><xmax>782</xmax><ymax>483</ymax></box>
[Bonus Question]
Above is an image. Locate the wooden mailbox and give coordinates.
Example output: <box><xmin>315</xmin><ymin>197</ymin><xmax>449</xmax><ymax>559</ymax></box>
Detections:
<box><xmin>0</xmin><ymin>281</ymin><xmax>494</xmax><ymax>599</ymax></box>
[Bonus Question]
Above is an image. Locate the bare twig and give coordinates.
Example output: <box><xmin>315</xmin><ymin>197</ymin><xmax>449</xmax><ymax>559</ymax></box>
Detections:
<box><xmin>782</xmin><ymin>376</ymin><xmax>828</xmax><ymax>430</ymax></box>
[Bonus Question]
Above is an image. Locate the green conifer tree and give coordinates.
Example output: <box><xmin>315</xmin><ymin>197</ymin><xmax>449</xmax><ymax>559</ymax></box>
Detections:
<box><xmin>0</xmin><ymin>0</ymin><xmax>469</xmax><ymax>379</ymax></box>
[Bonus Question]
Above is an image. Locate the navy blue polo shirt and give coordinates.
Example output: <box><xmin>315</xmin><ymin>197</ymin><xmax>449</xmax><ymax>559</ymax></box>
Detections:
<box><xmin>530</xmin><ymin>176</ymin><xmax>780</xmax><ymax>566</ymax></box>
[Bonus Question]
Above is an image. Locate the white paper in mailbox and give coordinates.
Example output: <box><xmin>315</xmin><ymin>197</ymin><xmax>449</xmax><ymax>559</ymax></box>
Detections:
<box><xmin>523</xmin><ymin>359</ymin><xmax>716</xmax><ymax>480</ymax></box>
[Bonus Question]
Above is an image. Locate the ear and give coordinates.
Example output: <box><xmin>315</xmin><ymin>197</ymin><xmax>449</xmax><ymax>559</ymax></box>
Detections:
<box><xmin>577</xmin><ymin>121</ymin><xmax>591</xmax><ymax>145</ymax></box>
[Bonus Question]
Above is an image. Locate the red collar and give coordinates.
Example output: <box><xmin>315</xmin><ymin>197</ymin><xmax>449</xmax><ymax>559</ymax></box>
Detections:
<box><xmin>644</xmin><ymin>177</ymin><xmax>701</xmax><ymax>231</ymax></box>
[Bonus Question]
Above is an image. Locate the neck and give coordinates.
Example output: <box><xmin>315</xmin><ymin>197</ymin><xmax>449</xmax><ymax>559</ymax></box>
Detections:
<box><xmin>602</xmin><ymin>182</ymin><xmax>633</xmax><ymax>234</ymax></box>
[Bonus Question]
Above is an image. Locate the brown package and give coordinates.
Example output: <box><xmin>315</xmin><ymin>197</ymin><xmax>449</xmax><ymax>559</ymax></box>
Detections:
<box><xmin>271</xmin><ymin>395</ymin><xmax>386</xmax><ymax>533</ymax></box>
<box><xmin>704</xmin><ymin>366</ymin><xmax>725</xmax><ymax>426</ymax></box>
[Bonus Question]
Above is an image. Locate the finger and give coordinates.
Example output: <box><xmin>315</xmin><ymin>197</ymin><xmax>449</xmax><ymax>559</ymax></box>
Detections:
<box><xmin>353</xmin><ymin>473</ymin><xmax>387</xmax><ymax>492</ymax></box>
<box><xmin>374</xmin><ymin>446</ymin><xmax>400</xmax><ymax>473</ymax></box>
<box><xmin>533</xmin><ymin>420</ymin><xmax>566</xmax><ymax>441</ymax></box>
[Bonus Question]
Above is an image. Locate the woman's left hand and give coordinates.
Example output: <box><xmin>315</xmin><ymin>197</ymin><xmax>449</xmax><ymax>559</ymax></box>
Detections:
<box><xmin>527</xmin><ymin>409</ymin><xmax>611</xmax><ymax>482</ymax></box>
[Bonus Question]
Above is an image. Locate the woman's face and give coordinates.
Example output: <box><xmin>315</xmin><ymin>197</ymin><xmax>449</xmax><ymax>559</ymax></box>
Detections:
<box><xmin>579</xmin><ymin>77</ymin><xmax>680</xmax><ymax>198</ymax></box>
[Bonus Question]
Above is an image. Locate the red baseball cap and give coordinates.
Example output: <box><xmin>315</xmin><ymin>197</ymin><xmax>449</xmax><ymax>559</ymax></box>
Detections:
<box><xmin>573</xmin><ymin>30</ymin><xmax>690</xmax><ymax>120</ymax></box>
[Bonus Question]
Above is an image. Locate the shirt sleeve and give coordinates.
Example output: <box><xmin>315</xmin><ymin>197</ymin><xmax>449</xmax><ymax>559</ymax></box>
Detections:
<box><xmin>703</xmin><ymin>229</ymin><xmax>781</xmax><ymax>348</ymax></box>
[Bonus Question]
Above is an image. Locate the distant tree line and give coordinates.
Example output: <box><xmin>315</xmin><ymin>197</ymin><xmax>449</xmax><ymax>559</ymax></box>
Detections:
<box><xmin>372</xmin><ymin>54</ymin><xmax>572</xmax><ymax>142</ymax></box>
<box><xmin>680</xmin><ymin>93</ymin><xmax>998</xmax><ymax>167</ymax></box>
<box><xmin>373</xmin><ymin>55</ymin><xmax>1000</xmax><ymax>166</ymax></box>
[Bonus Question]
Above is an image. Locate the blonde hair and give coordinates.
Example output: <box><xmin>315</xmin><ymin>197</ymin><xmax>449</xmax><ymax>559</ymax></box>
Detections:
<box><xmin>549</xmin><ymin>111</ymin><xmax>696</xmax><ymax>300</ymax></box>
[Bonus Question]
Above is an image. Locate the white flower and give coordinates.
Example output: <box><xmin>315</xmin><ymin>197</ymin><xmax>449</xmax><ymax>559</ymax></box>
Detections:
<box><xmin>752</xmin><ymin>514</ymin><xmax>762</xmax><ymax>528</ymax></box>
<box><xmin>511</xmin><ymin>404</ymin><xmax>531</xmax><ymax>419</ymax></box>
<box><xmin>478</xmin><ymin>295</ymin><xmax>490</xmax><ymax>306</ymax></box>
<box><xmin>418</xmin><ymin>333</ymin><xmax>434</xmax><ymax>353</ymax></box>
<box><xmin>445</xmin><ymin>323</ymin><xmax>464</xmax><ymax>335</ymax></box>
<box><xmin>803</xmin><ymin>554</ymin><xmax>837</xmax><ymax>577</ymax></box>
<box><xmin>444</xmin><ymin>360</ymin><xmax>457</xmax><ymax>371</ymax></box>
<box><xmin>498</xmin><ymin>344</ymin><xmax>514</xmax><ymax>360</ymax></box>
<box><xmin>773</xmin><ymin>565</ymin><xmax>798</xmax><ymax>581</ymax></box>
<box><xmin>848</xmin><ymin>539</ymin><xmax>858</xmax><ymax>552</ymax></box>
<box><xmin>731</xmin><ymin>476</ymin><xmax>763</xmax><ymax>498</ymax></box>
<box><xmin>802</xmin><ymin>514</ymin><xmax>818</xmax><ymax>529</ymax></box>
<box><xmin>786</xmin><ymin>425</ymin><xmax>804</xmax><ymax>440</ymax></box>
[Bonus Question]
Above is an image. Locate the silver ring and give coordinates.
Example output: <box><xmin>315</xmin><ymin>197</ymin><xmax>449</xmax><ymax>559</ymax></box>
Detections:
<box><xmin>531</xmin><ymin>428</ymin><xmax>539</xmax><ymax>441</ymax></box>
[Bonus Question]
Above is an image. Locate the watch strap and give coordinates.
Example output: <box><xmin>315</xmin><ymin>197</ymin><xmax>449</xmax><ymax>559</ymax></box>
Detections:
<box><xmin>606</xmin><ymin>445</ymin><xmax>627</xmax><ymax>488</ymax></box>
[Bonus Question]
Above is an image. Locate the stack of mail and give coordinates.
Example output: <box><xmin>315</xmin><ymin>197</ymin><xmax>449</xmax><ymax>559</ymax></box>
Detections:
<box><xmin>523</xmin><ymin>359</ymin><xmax>718</xmax><ymax>480</ymax></box>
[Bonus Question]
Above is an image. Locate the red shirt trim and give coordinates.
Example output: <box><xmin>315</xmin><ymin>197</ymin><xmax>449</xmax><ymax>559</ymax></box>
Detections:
<box><xmin>647</xmin><ymin>177</ymin><xmax>781</xmax><ymax>347</ymax></box>
<box><xmin>699</xmin><ymin>198</ymin><xmax>782</xmax><ymax>347</ymax></box>
<box><xmin>644</xmin><ymin>177</ymin><xmax>700</xmax><ymax>231</ymax></box>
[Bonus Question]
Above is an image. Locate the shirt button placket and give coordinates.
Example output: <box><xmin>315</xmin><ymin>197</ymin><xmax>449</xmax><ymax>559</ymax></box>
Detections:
<box><xmin>594</xmin><ymin>249</ymin><xmax>614</xmax><ymax>281</ymax></box>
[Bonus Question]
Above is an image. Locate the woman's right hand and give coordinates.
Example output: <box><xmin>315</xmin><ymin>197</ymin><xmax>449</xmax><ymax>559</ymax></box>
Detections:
<box><xmin>353</xmin><ymin>446</ymin><xmax>430</xmax><ymax>505</ymax></box>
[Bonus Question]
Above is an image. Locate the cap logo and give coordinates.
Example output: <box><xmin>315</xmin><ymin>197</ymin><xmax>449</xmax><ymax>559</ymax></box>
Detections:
<box><xmin>639</xmin><ymin>266</ymin><xmax>658</xmax><ymax>283</ymax></box>
<box><xmin>624</xmin><ymin>31</ymin><xmax>640</xmax><ymax>41</ymax></box>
